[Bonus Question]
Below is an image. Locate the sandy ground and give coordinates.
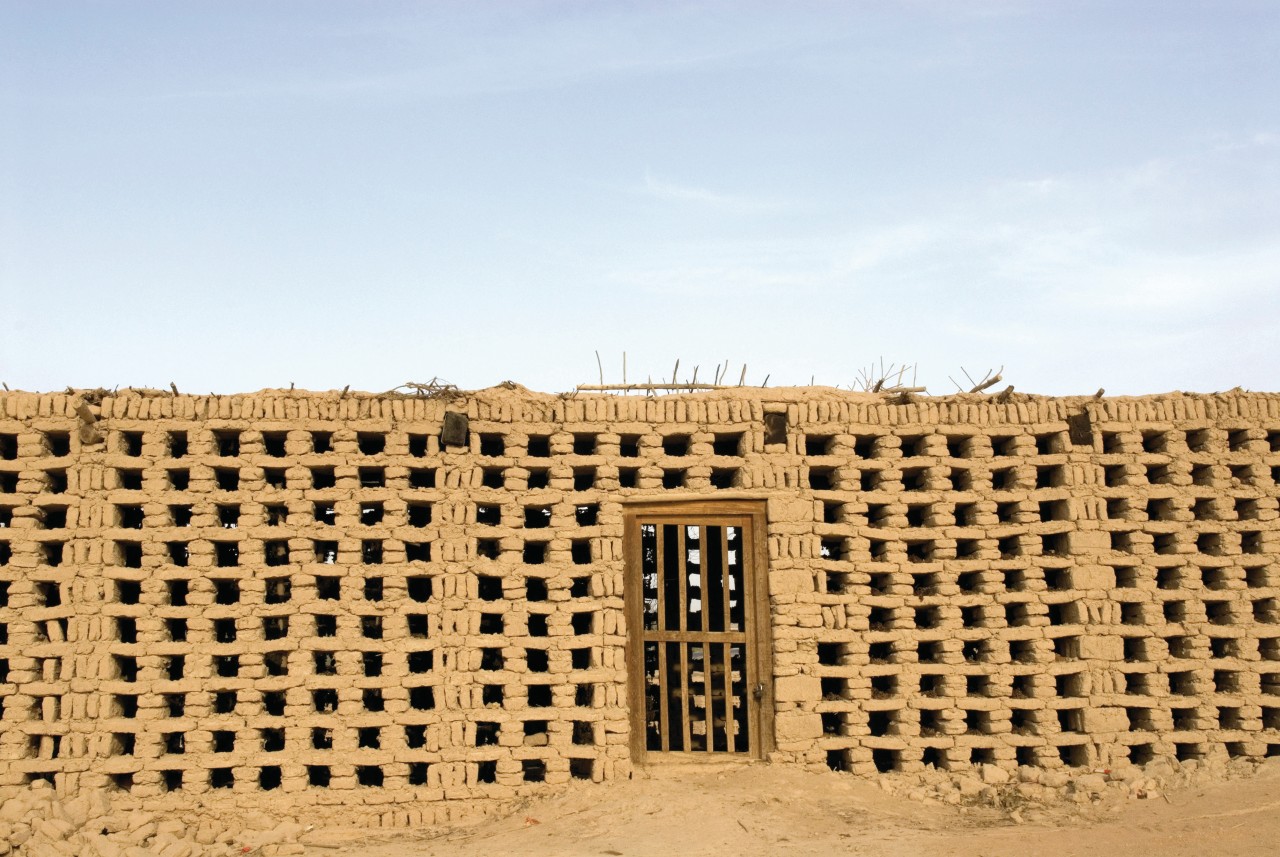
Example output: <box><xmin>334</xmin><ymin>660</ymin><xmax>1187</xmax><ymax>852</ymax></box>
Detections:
<box><xmin>295</xmin><ymin>762</ymin><xmax>1280</xmax><ymax>857</ymax></box>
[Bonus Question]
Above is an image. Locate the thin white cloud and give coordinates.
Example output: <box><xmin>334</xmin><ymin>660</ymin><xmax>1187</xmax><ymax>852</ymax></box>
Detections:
<box><xmin>637</xmin><ymin>171</ymin><xmax>776</xmax><ymax>215</ymax></box>
<box><xmin>605</xmin><ymin>129</ymin><xmax>1280</xmax><ymax>390</ymax></box>
<box><xmin>837</xmin><ymin>223</ymin><xmax>954</xmax><ymax>274</ymax></box>
<box><xmin>1210</xmin><ymin>130</ymin><xmax>1280</xmax><ymax>152</ymax></box>
<box><xmin>126</xmin><ymin>8</ymin><xmax>857</xmax><ymax>106</ymax></box>
<box><xmin>607</xmin><ymin>261</ymin><xmax>813</xmax><ymax>297</ymax></box>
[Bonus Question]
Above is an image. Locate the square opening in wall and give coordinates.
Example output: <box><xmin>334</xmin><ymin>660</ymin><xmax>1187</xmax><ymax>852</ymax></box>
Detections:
<box><xmin>407</xmin><ymin>503</ymin><xmax>432</xmax><ymax>527</ymax></box>
<box><xmin>900</xmin><ymin>434</ymin><xmax>930</xmax><ymax>458</ymax></box>
<box><xmin>407</xmin><ymin>433</ymin><xmax>428</xmax><ymax>457</ymax></box>
<box><xmin>479</xmin><ymin>434</ymin><xmax>504</xmax><ymax>457</ymax></box>
<box><xmin>1181</xmin><ymin>428</ymin><xmax>1211</xmax><ymax>452</ymax></box>
<box><xmin>527</xmin><ymin>613</ymin><xmax>547</xmax><ymax>642</ymax></box>
<box><xmin>1042</xmin><ymin>533</ymin><xmax>1069</xmax><ymax>556</ymax></box>
<box><xmin>355</xmin><ymin>432</ymin><xmax>385</xmax><ymax>455</ymax></box>
<box><xmin>662</xmin><ymin>435</ymin><xmax>689</xmax><ymax>457</ymax></box>
<box><xmin>763</xmin><ymin>413</ymin><xmax>787</xmax><ymax>446</ymax></box>
<box><xmin>865</xmin><ymin>674</ymin><xmax>895</xmax><ymax>698</ymax></box>
<box><xmin>116</xmin><ymin>541</ymin><xmax>142</xmax><ymax>568</ymax></box>
<box><xmin>991</xmin><ymin>435</ymin><xmax>1018</xmax><ymax>457</ymax></box>
<box><xmin>820</xmin><ymin>538</ymin><xmax>845</xmax><ymax>560</ymax></box>
<box><xmin>214</xmin><ymin>542</ymin><xmax>239</xmax><ymax>567</ymax></box>
<box><xmin>409</xmin><ymin>578</ymin><xmax>435</xmax><ymax>603</ymax></box>
<box><xmin>1193</xmin><ymin>496</ymin><xmax>1219</xmax><ymax>519</ymax></box>
<box><xmin>846</xmin><ymin>435</ymin><xmax>877</xmax><ymax>459</ymax></box>
<box><xmin>805</xmin><ymin>434</ymin><xmax>834</xmax><ymax>456</ymax></box>
<box><xmin>214</xmin><ymin>430</ymin><xmax>240</xmax><ymax>457</ymax></box>
<box><xmin>917</xmin><ymin>641</ymin><xmax>943</xmax><ymax>664</ymax></box>
<box><xmin>1228</xmin><ymin>429</ymin><xmax>1251</xmax><ymax>451</ymax></box>
<box><xmin>713</xmin><ymin>433</ymin><xmax>742</xmax><ymax>456</ymax></box>
<box><xmin>167</xmin><ymin>431</ymin><xmax>188</xmax><ymax>458</ymax></box>
<box><xmin>40</xmin><ymin>542</ymin><xmax>64</xmax><ymax>566</ymax></box>
<box><xmin>119</xmin><ymin>431</ymin><xmax>143</xmax><ymax>457</ymax></box>
<box><xmin>905</xmin><ymin>535</ymin><xmax>940</xmax><ymax>562</ymax></box>
<box><xmin>1035</xmin><ymin>432</ymin><xmax>1063</xmax><ymax>455</ymax></box>
<box><xmin>808</xmin><ymin>467</ymin><xmax>835</xmax><ymax>490</ymax></box>
<box><xmin>360</xmin><ymin>503</ymin><xmax>384</xmax><ymax>526</ymax></box>
<box><xmin>263</xmin><ymin>432</ymin><xmax>287</xmax><ymax>457</ymax></box>
<box><xmin>45</xmin><ymin>431</ymin><xmax>70</xmax><ymax>457</ymax></box>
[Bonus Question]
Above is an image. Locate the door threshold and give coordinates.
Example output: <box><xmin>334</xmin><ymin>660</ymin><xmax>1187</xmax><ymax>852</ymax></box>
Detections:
<box><xmin>638</xmin><ymin>752</ymin><xmax>763</xmax><ymax>769</ymax></box>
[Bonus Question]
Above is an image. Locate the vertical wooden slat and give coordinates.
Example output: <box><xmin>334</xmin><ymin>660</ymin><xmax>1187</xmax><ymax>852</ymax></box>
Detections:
<box><xmin>740</xmin><ymin>516</ymin><xmax>759</xmax><ymax>756</ymax></box>
<box><xmin>749</xmin><ymin>508</ymin><xmax>775</xmax><ymax>756</ymax></box>
<box><xmin>624</xmin><ymin>510</ymin><xmax>644</xmax><ymax>763</ymax></box>
<box><xmin>723</xmin><ymin>642</ymin><xmax>735</xmax><ymax>751</ymax></box>
<box><xmin>679</xmin><ymin>642</ymin><xmax>693</xmax><ymax>751</ymax></box>
<box><xmin>702</xmin><ymin>642</ymin><xmax>714</xmax><ymax>751</ymax></box>
<box><xmin>720</xmin><ymin>526</ymin><xmax>733</xmax><ymax>632</ymax></box>
<box><xmin>654</xmin><ymin>526</ymin><xmax>670</xmax><ymax>751</ymax></box>
<box><xmin>676</xmin><ymin>525</ymin><xmax>694</xmax><ymax>750</ymax></box>
<box><xmin>655</xmin><ymin>524</ymin><xmax>667</xmax><ymax>633</ymax></box>
<box><xmin>676</xmin><ymin>525</ymin><xmax>688</xmax><ymax>633</ymax></box>
<box><xmin>712</xmin><ymin>527</ymin><xmax>729</xmax><ymax>750</ymax></box>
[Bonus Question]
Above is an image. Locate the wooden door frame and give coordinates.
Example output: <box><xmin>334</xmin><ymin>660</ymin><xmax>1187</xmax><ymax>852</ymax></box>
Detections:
<box><xmin>622</xmin><ymin>499</ymin><xmax>774</xmax><ymax>764</ymax></box>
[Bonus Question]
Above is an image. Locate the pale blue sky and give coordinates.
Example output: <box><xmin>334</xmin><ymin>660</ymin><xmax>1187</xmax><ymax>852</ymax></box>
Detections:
<box><xmin>2</xmin><ymin>2</ymin><xmax>1277</xmax><ymax>395</ymax></box>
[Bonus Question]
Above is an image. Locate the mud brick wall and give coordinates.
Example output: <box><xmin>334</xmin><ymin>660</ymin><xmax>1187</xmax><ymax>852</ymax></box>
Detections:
<box><xmin>0</xmin><ymin>387</ymin><xmax>1278</xmax><ymax>826</ymax></box>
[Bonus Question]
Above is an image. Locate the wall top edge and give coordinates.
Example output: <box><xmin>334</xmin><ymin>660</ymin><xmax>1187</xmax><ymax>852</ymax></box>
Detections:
<box><xmin>1</xmin><ymin>384</ymin><xmax>1277</xmax><ymax>405</ymax></box>
<box><xmin>2</xmin><ymin>384</ymin><xmax>1279</xmax><ymax>425</ymax></box>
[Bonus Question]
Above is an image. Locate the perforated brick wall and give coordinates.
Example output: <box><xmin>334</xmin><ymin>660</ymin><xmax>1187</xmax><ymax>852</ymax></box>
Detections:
<box><xmin>0</xmin><ymin>387</ymin><xmax>1277</xmax><ymax>826</ymax></box>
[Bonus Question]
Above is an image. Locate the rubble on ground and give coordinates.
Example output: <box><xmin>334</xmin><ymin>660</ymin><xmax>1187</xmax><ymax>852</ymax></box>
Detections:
<box><xmin>869</xmin><ymin>755</ymin><xmax>1280</xmax><ymax>823</ymax></box>
<box><xmin>5</xmin><ymin>757</ymin><xmax>1280</xmax><ymax>853</ymax></box>
<box><xmin>0</xmin><ymin>781</ymin><xmax>308</xmax><ymax>857</ymax></box>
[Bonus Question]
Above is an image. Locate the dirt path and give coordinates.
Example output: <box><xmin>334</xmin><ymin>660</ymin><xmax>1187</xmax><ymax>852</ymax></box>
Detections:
<box><xmin>296</xmin><ymin>763</ymin><xmax>1280</xmax><ymax>857</ymax></box>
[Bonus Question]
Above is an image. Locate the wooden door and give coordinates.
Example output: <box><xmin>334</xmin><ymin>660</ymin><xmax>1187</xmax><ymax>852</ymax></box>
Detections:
<box><xmin>624</xmin><ymin>501</ymin><xmax>772</xmax><ymax>761</ymax></box>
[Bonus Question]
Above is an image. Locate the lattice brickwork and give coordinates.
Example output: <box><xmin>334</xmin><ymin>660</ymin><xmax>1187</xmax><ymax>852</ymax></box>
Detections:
<box><xmin>802</xmin><ymin>421</ymin><xmax>1280</xmax><ymax>774</ymax></box>
<box><xmin>0</xmin><ymin>388</ymin><xmax>1278</xmax><ymax>825</ymax></box>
